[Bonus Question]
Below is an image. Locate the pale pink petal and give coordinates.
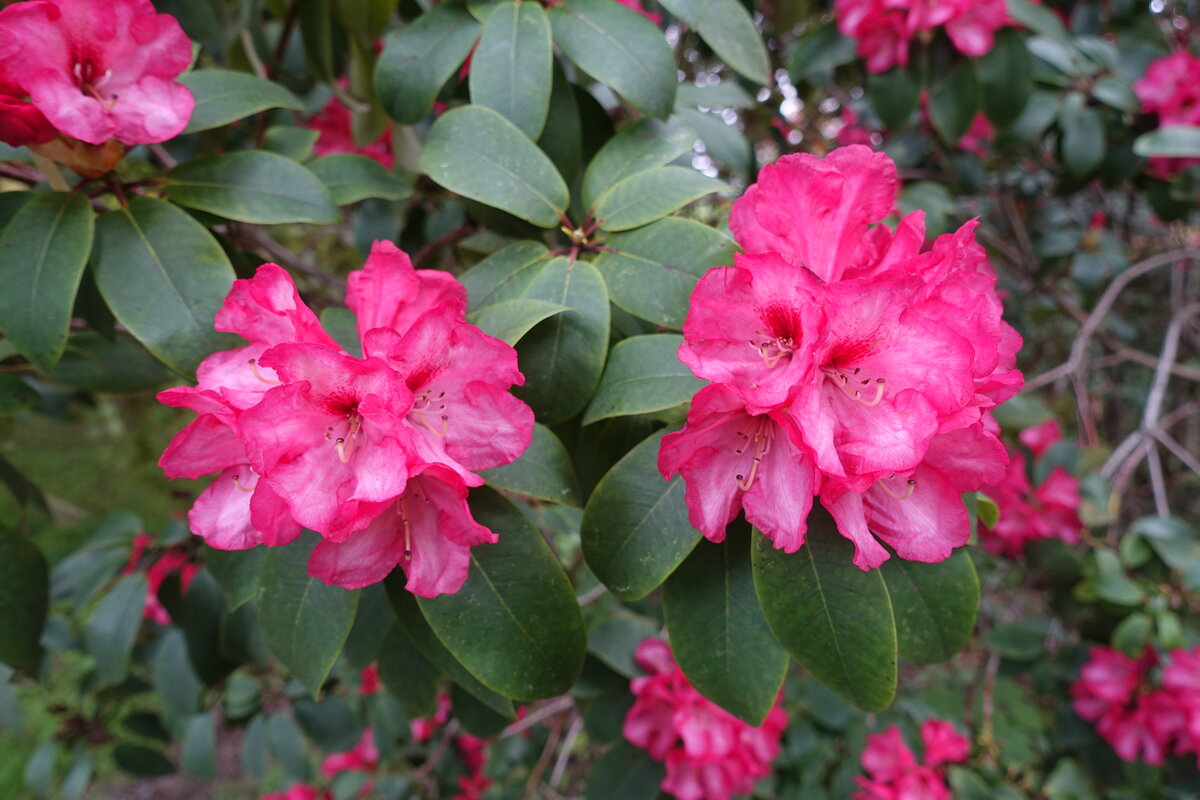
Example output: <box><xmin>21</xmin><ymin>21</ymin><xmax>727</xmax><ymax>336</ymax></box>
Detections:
<box><xmin>214</xmin><ymin>263</ymin><xmax>335</xmax><ymax>348</ymax></box>
<box><xmin>820</xmin><ymin>488</ymin><xmax>891</xmax><ymax>569</ymax></box>
<box><xmin>309</xmin><ymin>508</ymin><xmax>404</xmax><ymax>589</ymax></box>
<box><xmin>159</xmin><ymin>415</ymin><xmax>245</xmax><ymax>480</ymax></box>
<box><xmin>188</xmin><ymin>467</ymin><xmax>263</xmax><ymax>550</ymax></box>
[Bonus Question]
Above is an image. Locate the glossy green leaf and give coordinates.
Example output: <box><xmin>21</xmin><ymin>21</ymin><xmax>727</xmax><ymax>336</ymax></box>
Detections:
<box><xmin>869</xmin><ymin>66</ymin><xmax>920</xmax><ymax>130</ymax></box>
<box><xmin>1061</xmin><ymin>109</ymin><xmax>1106</xmax><ymax>178</ymax></box>
<box><xmin>181</xmin><ymin>712</ymin><xmax>216</xmax><ymax>781</ymax></box>
<box><xmin>675</xmin><ymin>107</ymin><xmax>753</xmax><ymax>173</ymax></box>
<box><xmin>469</xmin><ymin>1</ymin><xmax>553</xmax><ymax>138</ymax></box>
<box><xmin>58</xmin><ymin>751</ymin><xmax>92</xmax><ymax>800</ymax></box>
<box><xmin>308</xmin><ymin>155</ymin><xmax>415</xmax><ymax>206</ymax></box>
<box><xmin>879</xmin><ymin>548</ymin><xmax>979</xmax><ymax>664</ymax></box>
<box><xmin>241</xmin><ymin>715</ymin><xmax>267</xmax><ymax>780</ymax></box>
<box><xmin>583</xmin><ymin>334</ymin><xmax>703</xmax><ymax>424</ymax></box>
<box><xmin>1133</xmin><ymin>125</ymin><xmax>1200</xmax><ymax>158</ymax></box>
<box><xmin>548</xmin><ymin>0</ymin><xmax>677</xmax><ymax>119</ymax></box>
<box><xmin>657</xmin><ymin>0</ymin><xmax>769</xmax><ymax>84</ymax></box>
<box><xmin>204</xmin><ymin>546</ymin><xmax>267</xmax><ymax>611</ymax></box>
<box><xmin>262</xmin><ymin>125</ymin><xmax>320</xmax><ymax>161</ymax></box>
<box><xmin>376</xmin><ymin>623</ymin><xmax>441</xmax><ymax>716</ymax></box>
<box><xmin>92</xmin><ymin>197</ymin><xmax>235</xmax><ymax>375</ymax></box>
<box><xmin>375</xmin><ymin>1</ymin><xmax>481</xmax><ymax>124</ymax></box>
<box><xmin>460</xmin><ymin>240</ymin><xmax>551</xmax><ymax>307</ymax></box>
<box><xmin>416</xmin><ymin>488</ymin><xmax>586</xmax><ymax>699</ymax></box>
<box><xmin>581</xmin><ymin>428</ymin><xmax>702</xmax><ymax>600</ymax></box>
<box><xmin>24</xmin><ymin>741</ymin><xmax>56</xmax><ymax>795</ymax></box>
<box><xmin>84</xmin><ymin>573</ymin><xmax>147</xmax><ymax>685</ymax></box>
<box><xmin>587</xmin><ymin>613</ymin><xmax>660</xmax><ymax>678</ymax></box>
<box><xmin>0</xmin><ymin>533</ymin><xmax>47</xmax><ymax>674</ymax></box>
<box><xmin>980</xmin><ymin>29</ymin><xmax>1033</xmax><ymax>127</ymax></box>
<box><xmin>594</xmin><ymin>166</ymin><xmax>726</xmax><ymax>231</ymax></box>
<box><xmin>537</xmin><ymin>59</ymin><xmax>584</xmax><ymax>183</ymax></box>
<box><xmin>386</xmin><ymin>576</ymin><xmax>516</xmax><ymax>717</ymax></box>
<box><xmin>0</xmin><ymin>192</ymin><xmax>93</xmax><ymax>372</ymax></box>
<box><xmin>420</xmin><ymin>105</ymin><xmax>569</xmax><ymax>228</ymax></box>
<box><xmin>294</xmin><ymin>697</ymin><xmax>362</xmax><ymax>753</ymax></box>
<box><xmin>180</xmin><ymin>69</ymin><xmax>304</xmax><ymax>133</ymax></box>
<box><xmin>1005</xmin><ymin>0</ymin><xmax>1069</xmax><ymax>45</ymax></box>
<box><xmin>166</xmin><ymin>152</ymin><xmax>338</xmax><ymax>224</ymax></box>
<box><xmin>268</xmin><ymin>713</ymin><xmax>313</xmax><ymax>783</ymax></box>
<box><xmin>929</xmin><ymin>60</ymin><xmax>980</xmax><ymax>145</ymax></box>
<box><xmin>752</xmin><ymin>513</ymin><xmax>897</xmax><ymax>711</ymax></box>
<box><xmin>595</xmin><ymin>217</ymin><xmax>736</xmax><ymax>328</ymax></box>
<box><xmin>581</xmin><ymin>118</ymin><xmax>696</xmax><ymax>209</ymax></box>
<box><xmin>664</xmin><ymin>528</ymin><xmax>788</xmax><ymax>724</ymax></box>
<box><xmin>467</xmin><ymin>298</ymin><xmax>572</xmax><ymax>345</ymax></box>
<box><xmin>586</xmin><ymin>742</ymin><xmax>665</xmax><ymax>800</ymax></box>
<box><xmin>258</xmin><ymin>533</ymin><xmax>360</xmax><ymax>698</ymax></box>
<box><xmin>480</xmin><ymin>423</ymin><xmax>580</xmax><ymax>505</ymax></box>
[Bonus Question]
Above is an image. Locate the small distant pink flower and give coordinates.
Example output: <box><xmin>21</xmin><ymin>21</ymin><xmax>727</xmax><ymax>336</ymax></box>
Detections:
<box><xmin>853</xmin><ymin>721</ymin><xmax>967</xmax><ymax>800</ymax></box>
<box><xmin>1018</xmin><ymin>419</ymin><xmax>1063</xmax><ymax>458</ymax></box>
<box><xmin>0</xmin><ymin>0</ymin><xmax>194</xmax><ymax>145</ymax></box>
<box><xmin>1072</xmin><ymin>646</ymin><xmax>1172</xmax><ymax>765</ymax></box>
<box><xmin>122</xmin><ymin>534</ymin><xmax>199</xmax><ymax>625</ymax></box>
<box><xmin>836</xmin><ymin>0</ymin><xmax>1008</xmax><ymax>74</ymax></box>
<box><xmin>616</xmin><ymin>0</ymin><xmax>663</xmax><ymax>25</ymax></box>
<box><xmin>411</xmin><ymin>691</ymin><xmax>452</xmax><ymax>742</ymax></box>
<box><xmin>308</xmin><ymin>84</ymin><xmax>394</xmax><ymax>169</ymax></box>
<box><xmin>920</xmin><ymin>719</ymin><xmax>970</xmax><ymax>767</ymax></box>
<box><xmin>1133</xmin><ymin>51</ymin><xmax>1200</xmax><ymax>178</ymax></box>
<box><xmin>979</xmin><ymin>448</ymin><xmax>1082</xmax><ymax>559</ymax></box>
<box><xmin>359</xmin><ymin>663</ymin><xmax>380</xmax><ymax>695</ymax></box>
<box><xmin>956</xmin><ymin>113</ymin><xmax>994</xmax><ymax>158</ymax></box>
<box><xmin>321</xmin><ymin>730</ymin><xmax>379</xmax><ymax>777</ymax></box>
<box><xmin>624</xmin><ymin>638</ymin><xmax>788</xmax><ymax>800</ymax></box>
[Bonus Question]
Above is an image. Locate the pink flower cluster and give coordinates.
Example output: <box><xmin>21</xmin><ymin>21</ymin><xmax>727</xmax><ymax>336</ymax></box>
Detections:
<box><xmin>121</xmin><ymin>533</ymin><xmax>198</xmax><ymax>625</ymax></box>
<box><xmin>308</xmin><ymin>86</ymin><xmax>395</xmax><ymax>170</ymax></box>
<box><xmin>409</xmin><ymin>692</ymin><xmax>493</xmax><ymax>800</ymax></box>
<box><xmin>978</xmin><ymin>419</ymin><xmax>1082</xmax><ymax>558</ymax></box>
<box><xmin>1133</xmin><ymin>50</ymin><xmax>1200</xmax><ymax>179</ymax></box>
<box><xmin>260</xmin><ymin>731</ymin><xmax>378</xmax><ymax>800</ymax></box>
<box><xmin>660</xmin><ymin>146</ymin><xmax>1021</xmax><ymax>569</ymax></box>
<box><xmin>836</xmin><ymin>0</ymin><xmax>1009</xmax><ymax>74</ymax></box>
<box><xmin>158</xmin><ymin>242</ymin><xmax>534</xmax><ymax>597</ymax></box>
<box><xmin>853</xmin><ymin>720</ymin><xmax>970</xmax><ymax>800</ymax></box>
<box><xmin>0</xmin><ymin>0</ymin><xmax>193</xmax><ymax>175</ymax></box>
<box><xmin>623</xmin><ymin>638</ymin><xmax>788</xmax><ymax>800</ymax></box>
<box><xmin>1072</xmin><ymin>645</ymin><xmax>1200</xmax><ymax>766</ymax></box>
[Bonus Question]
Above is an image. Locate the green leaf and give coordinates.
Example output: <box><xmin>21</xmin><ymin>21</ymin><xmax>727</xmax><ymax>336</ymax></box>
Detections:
<box><xmin>92</xmin><ymin>196</ymin><xmax>235</xmax><ymax>375</ymax></box>
<box><xmin>262</xmin><ymin>125</ymin><xmax>320</xmax><ymax>161</ymax></box>
<box><xmin>375</xmin><ymin>1</ymin><xmax>481</xmax><ymax>124</ymax></box>
<box><xmin>984</xmin><ymin>621</ymin><xmax>1045</xmax><ymax>660</ymax></box>
<box><xmin>869</xmin><ymin>66</ymin><xmax>920</xmax><ymax>130</ymax></box>
<box><xmin>752</xmin><ymin>512</ymin><xmax>897</xmax><ymax>711</ymax></box>
<box><xmin>0</xmin><ymin>533</ymin><xmax>47</xmax><ymax>674</ymax></box>
<box><xmin>657</xmin><ymin>0</ymin><xmax>769</xmax><ymax>84</ymax></box>
<box><xmin>420</xmin><ymin>105</ymin><xmax>569</xmax><ymax>228</ymax></box>
<box><xmin>675</xmin><ymin>107</ymin><xmax>753</xmax><ymax>173</ymax></box>
<box><xmin>166</xmin><ymin>152</ymin><xmax>339</xmax><ymax>224</ymax></box>
<box><xmin>583</xmin><ymin>334</ymin><xmax>702</xmax><ymax>424</ymax></box>
<box><xmin>319</xmin><ymin>307</ymin><xmax>362</xmax><ymax>357</ymax></box>
<box><xmin>257</xmin><ymin>533</ymin><xmax>360</xmax><ymax>698</ymax></box>
<box><xmin>664</xmin><ymin>528</ymin><xmax>788</xmax><ymax>724</ymax></box>
<box><xmin>587</xmin><ymin>613</ymin><xmax>659</xmax><ymax>678</ymax></box>
<box><xmin>204</xmin><ymin>546</ymin><xmax>267</xmax><ymax>611</ymax></box>
<box><xmin>788</xmin><ymin>21</ymin><xmax>857</xmax><ymax>81</ymax></box>
<box><xmin>581</xmin><ymin>118</ymin><xmax>696</xmax><ymax>210</ymax></box>
<box><xmin>675</xmin><ymin>82</ymin><xmax>755</xmax><ymax>110</ymax></box>
<box><xmin>976</xmin><ymin>493</ymin><xmax>1000</xmax><ymax>529</ymax></box>
<box><xmin>154</xmin><ymin>629</ymin><xmax>201</xmax><ymax>721</ymax></box>
<box><xmin>416</xmin><ymin>488</ymin><xmax>586</xmax><ymax>700</ymax></box>
<box><xmin>376</xmin><ymin>623</ymin><xmax>440</xmax><ymax>716</ymax></box>
<box><xmin>1005</xmin><ymin>0</ymin><xmax>1069</xmax><ymax>45</ymax></box>
<box><xmin>1133</xmin><ymin>125</ymin><xmax>1200</xmax><ymax>158</ymax></box>
<box><xmin>0</xmin><ymin>374</ymin><xmax>36</xmax><ymax>416</ymax></box>
<box><xmin>460</xmin><ymin>240</ymin><xmax>551</xmax><ymax>307</ymax></box>
<box><xmin>113</xmin><ymin>744</ymin><xmax>175</xmax><ymax>777</ymax></box>
<box><xmin>467</xmin><ymin>298</ymin><xmax>572</xmax><ymax>345</ymax></box>
<box><xmin>0</xmin><ymin>192</ymin><xmax>94</xmax><ymax>372</ymax></box>
<box><xmin>581</xmin><ymin>428</ymin><xmax>702</xmax><ymax>600</ymax></box>
<box><xmin>879</xmin><ymin>548</ymin><xmax>979</xmax><ymax>664</ymax></box>
<box><xmin>979</xmin><ymin>29</ymin><xmax>1033</xmax><ymax>127</ymax></box>
<box><xmin>469</xmin><ymin>1</ymin><xmax>553</xmax><ymax>138</ymax></box>
<box><xmin>594</xmin><ymin>166</ymin><xmax>726</xmax><ymax>231</ymax></box>
<box><xmin>1061</xmin><ymin>108</ymin><xmax>1106</xmax><ymax>178</ymax></box>
<box><xmin>586</xmin><ymin>742</ymin><xmax>665</xmax><ymax>800</ymax></box>
<box><xmin>58</xmin><ymin>751</ymin><xmax>92</xmax><ymax>800</ymax></box>
<box><xmin>548</xmin><ymin>0</ymin><xmax>677</xmax><ymax>119</ymax></box>
<box><xmin>480</xmin><ymin>423</ymin><xmax>580</xmax><ymax>505</ymax></box>
<box><xmin>180</xmin><ymin>69</ymin><xmax>304</xmax><ymax>133</ymax></box>
<box><xmin>83</xmin><ymin>573</ymin><xmax>147</xmax><ymax>685</ymax></box>
<box><xmin>268</xmin><ymin>713</ymin><xmax>313</xmax><ymax>783</ymax></box>
<box><xmin>293</xmin><ymin>697</ymin><xmax>362</xmax><ymax>753</ymax></box>
<box><xmin>181</xmin><ymin>712</ymin><xmax>216</xmax><ymax>781</ymax></box>
<box><xmin>595</xmin><ymin>217</ymin><xmax>736</xmax><ymax>328</ymax></box>
<box><xmin>1112</xmin><ymin>612</ymin><xmax>1153</xmax><ymax>657</ymax></box>
<box><xmin>308</xmin><ymin>155</ymin><xmax>415</xmax><ymax>206</ymax></box>
<box><xmin>929</xmin><ymin>60</ymin><xmax>980</xmax><ymax>145</ymax></box>
<box><xmin>24</xmin><ymin>741</ymin><xmax>56</xmax><ymax>795</ymax></box>
<box><xmin>537</xmin><ymin>59</ymin><xmax>585</xmax><ymax>183</ymax></box>
<box><xmin>386</xmin><ymin>576</ymin><xmax>516</xmax><ymax>717</ymax></box>
<box><xmin>241</xmin><ymin>715</ymin><xmax>267</xmax><ymax>780</ymax></box>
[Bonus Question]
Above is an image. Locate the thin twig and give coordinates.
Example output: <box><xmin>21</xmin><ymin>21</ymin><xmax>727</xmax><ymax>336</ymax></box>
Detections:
<box><xmin>414</xmin><ymin>224</ymin><xmax>475</xmax><ymax>269</ymax></box>
<box><xmin>148</xmin><ymin>144</ymin><xmax>177</xmax><ymax>170</ymax></box>
<box><xmin>1146</xmin><ymin>446</ymin><xmax>1170</xmax><ymax>518</ymax></box>
<box><xmin>240</xmin><ymin>29</ymin><xmax>269</xmax><ymax>80</ymax></box>
<box><xmin>30</xmin><ymin>152</ymin><xmax>70</xmax><ymax>191</ymax></box>
<box><xmin>219</xmin><ymin>224</ymin><xmax>342</xmax><ymax>291</ymax></box>
<box><xmin>575</xmin><ymin>584</ymin><xmax>607</xmax><ymax>606</ymax></box>
<box><xmin>550</xmin><ymin>714</ymin><xmax>584</xmax><ymax>788</ymax></box>
<box><xmin>525</xmin><ymin>712</ymin><xmax>566</xmax><ymax>798</ymax></box>
<box><xmin>501</xmin><ymin>696</ymin><xmax>573</xmax><ymax>739</ymax></box>
<box><xmin>411</xmin><ymin>719</ymin><xmax>460</xmax><ymax>782</ymax></box>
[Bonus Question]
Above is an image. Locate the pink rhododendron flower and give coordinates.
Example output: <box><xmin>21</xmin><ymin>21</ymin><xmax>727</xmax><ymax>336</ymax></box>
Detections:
<box><xmin>308</xmin><ymin>86</ymin><xmax>394</xmax><ymax>169</ymax></box>
<box><xmin>260</xmin><ymin>785</ymin><xmax>328</xmax><ymax>800</ymax></box>
<box><xmin>1072</xmin><ymin>646</ymin><xmax>1173</xmax><ymax>765</ymax></box>
<box><xmin>836</xmin><ymin>0</ymin><xmax>1008</xmax><ymax>74</ymax></box>
<box><xmin>121</xmin><ymin>533</ymin><xmax>199</xmax><ymax>625</ymax></box>
<box><xmin>321</xmin><ymin>730</ymin><xmax>379</xmax><ymax>777</ymax></box>
<box><xmin>1164</xmin><ymin>646</ymin><xmax>1200</xmax><ymax>765</ymax></box>
<box><xmin>0</xmin><ymin>0</ymin><xmax>194</xmax><ymax>146</ymax></box>
<box><xmin>624</xmin><ymin>638</ymin><xmax>787</xmax><ymax>800</ymax></box>
<box><xmin>0</xmin><ymin>64</ymin><xmax>54</xmax><ymax>146</ymax></box>
<box><xmin>1133</xmin><ymin>51</ymin><xmax>1200</xmax><ymax>178</ymax></box>
<box><xmin>1018</xmin><ymin>419</ymin><xmax>1063</xmax><ymax>458</ymax></box>
<box><xmin>853</xmin><ymin>720</ymin><xmax>968</xmax><ymax>800</ymax></box>
<box><xmin>411</xmin><ymin>691</ymin><xmax>452</xmax><ymax>742</ymax></box>
<box><xmin>616</xmin><ymin>0</ymin><xmax>663</xmax><ymax>26</ymax></box>
<box><xmin>158</xmin><ymin>242</ymin><xmax>533</xmax><ymax>597</ymax></box>
<box><xmin>359</xmin><ymin>663</ymin><xmax>380</xmax><ymax>695</ymax></box>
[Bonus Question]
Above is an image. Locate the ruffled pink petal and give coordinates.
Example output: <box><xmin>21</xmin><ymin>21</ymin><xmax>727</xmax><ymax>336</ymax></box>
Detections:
<box><xmin>188</xmin><ymin>467</ymin><xmax>263</xmax><ymax>550</ymax></box>
<box><xmin>863</xmin><ymin>462</ymin><xmax>970</xmax><ymax>563</ymax></box>
<box><xmin>346</xmin><ymin>240</ymin><xmax>466</xmax><ymax>341</ymax></box>
<box><xmin>309</xmin><ymin>507</ymin><xmax>405</xmax><ymax>589</ymax></box>
<box><xmin>159</xmin><ymin>415</ymin><xmax>245</xmax><ymax>480</ymax></box>
<box><xmin>820</xmin><ymin>487</ymin><xmax>891</xmax><ymax>569</ymax></box>
<box><xmin>214</xmin><ymin>263</ymin><xmax>335</xmax><ymax>349</ymax></box>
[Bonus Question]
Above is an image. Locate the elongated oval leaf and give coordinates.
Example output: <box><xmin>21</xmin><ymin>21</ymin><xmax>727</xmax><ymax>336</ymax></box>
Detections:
<box><xmin>420</xmin><ymin>105</ymin><xmax>569</xmax><ymax>228</ymax></box>
<box><xmin>869</xmin><ymin>66</ymin><xmax>920</xmax><ymax>130</ymax></box>
<box><xmin>657</xmin><ymin>0</ymin><xmax>769</xmax><ymax>85</ymax></box>
<box><xmin>469</xmin><ymin>1</ymin><xmax>553</xmax><ymax>139</ymax></box>
<box><xmin>480</xmin><ymin>423</ymin><xmax>580</xmax><ymax>505</ymax></box>
<box><xmin>880</xmin><ymin>548</ymin><xmax>979</xmax><ymax>664</ymax></box>
<box><xmin>929</xmin><ymin>60</ymin><xmax>980</xmax><ymax>145</ymax></box>
<box><xmin>154</xmin><ymin>629</ymin><xmax>201</xmax><ymax>721</ymax></box>
<box><xmin>581</xmin><ymin>118</ymin><xmax>696</xmax><ymax>209</ymax></box>
<box><xmin>594</xmin><ymin>166</ymin><xmax>727</xmax><ymax>231</ymax></box>
<box><xmin>1133</xmin><ymin>125</ymin><xmax>1200</xmax><ymax>158</ymax></box>
<box><xmin>416</xmin><ymin>488</ymin><xmax>586</xmax><ymax>700</ymax></box>
<box><xmin>375</xmin><ymin>1</ymin><xmax>481</xmax><ymax>124</ymax></box>
<box><xmin>583</xmin><ymin>334</ymin><xmax>704</xmax><ymax>424</ymax></box>
<box><xmin>581</xmin><ymin>428</ymin><xmax>702</xmax><ymax>600</ymax></box>
<box><xmin>467</xmin><ymin>298</ymin><xmax>572</xmax><ymax>345</ymax></box>
<box><xmin>0</xmin><ymin>533</ymin><xmax>48</xmax><ymax>674</ymax></box>
<box><xmin>752</xmin><ymin>513</ymin><xmax>897</xmax><ymax>711</ymax></box>
<box><xmin>257</xmin><ymin>533</ymin><xmax>360</xmax><ymax>698</ymax></box>
<box><xmin>587</xmin><ymin>742</ymin><xmax>665</xmax><ymax>800</ymax></box>
<box><xmin>84</xmin><ymin>573</ymin><xmax>147</xmax><ymax>685</ymax></box>
<box><xmin>181</xmin><ymin>712</ymin><xmax>216</xmax><ymax>781</ymax></box>
<box><xmin>1061</xmin><ymin>109</ymin><xmax>1105</xmax><ymax>178</ymax></box>
<box><xmin>0</xmin><ymin>374</ymin><xmax>36</xmax><ymax>415</ymax></box>
<box><xmin>92</xmin><ymin>196</ymin><xmax>235</xmax><ymax>374</ymax></box>
<box><xmin>179</xmin><ymin>69</ymin><xmax>304</xmax><ymax>133</ymax></box>
<box><xmin>308</xmin><ymin>155</ymin><xmax>415</xmax><ymax>206</ymax></box>
<box><xmin>548</xmin><ymin>0</ymin><xmax>677</xmax><ymax>119</ymax></box>
<box><xmin>204</xmin><ymin>546</ymin><xmax>267</xmax><ymax>611</ymax></box>
<box><xmin>460</xmin><ymin>240</ymin><xmax>551</xmax><ymax>308</ymax></box>
<box><xmin>377</xmin><ymin>623</ymin><xmax>441</xmax><ymax>716</ymax></box>
<box><xmin>664</xmin><ymin>528</ymin><xmax>788</xmax><ymax>725</ymax></box>
<box><xmin>594</xmin><ymin>217</ymin><xmax>736</xmax><ymax>328</ymax></box>
<box><xmin>0</xmin><ymin>192</ymin><xmax>94</xmax><ymax>372</ymax></box>
<box><xmin>166</xmin><ymin>152</ymin><xmax>339</xmax><ymax>224</ymax></box>
<box><xmin>979</xmin><ymin>29</ymin><xmax>1033</xmax><ymax>127</ymax></box>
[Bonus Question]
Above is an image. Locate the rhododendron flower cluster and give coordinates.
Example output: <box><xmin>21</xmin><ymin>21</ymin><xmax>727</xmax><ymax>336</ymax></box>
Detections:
<box><xmin>409</xmin><ymin>692</ymin><xmax>493</xmax><ymax>800</ymax></box>
<box><xmin>979</xmin><ymin>420</ymin><xmax>1082</xmax><ymax>558</ymax></box>
<box><xmin>623</xmin><ymin>638</ymin><xmax>787</xmax><ymax>800</ymax></box>
<box><xmin>158</xmin><ymin>241</ymin><xmax>534</xmax><ymax>597</ymax></box>
<box><xmin>835</xmin><ymin>0</ymin><xmax>1009</xmax><ymax>74</ymax></box>
<box><xmin>853</xmin><ymin>720</ymin><xmax>970</xmax><ymax>800</ymax></box>
<box><xmin>0</xmin><ymin>0</ymin><xmax>194</xmax><ymax>175</ymax></box>
<box><xmin>122</xmin><ymin>533</ymin><xmax>198</xmax><ymax>625</ymax></box>
<box><xmin>1133</xmin><ymin>50</ymin><xmax>1200</xmax><ymax>178</ymax></box>
<box><xmin>661</xmin><ymin>146</ymin><xmax>1020</xmax><ymax>569</ymax></box>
